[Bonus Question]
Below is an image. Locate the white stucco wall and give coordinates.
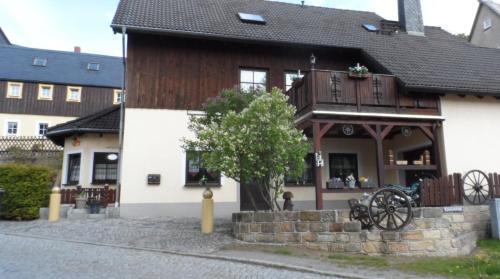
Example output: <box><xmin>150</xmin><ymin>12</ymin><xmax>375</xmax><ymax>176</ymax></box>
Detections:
<box><xmin>440</xmin><ymin>95</ymin><xmax>500</xmax><ymax>174</ymax></box>
<box><xmin>61</xmin><ymin>133</ymin><xmax>119</xmax><ymax>187</ymax></box>
<box><xmin>0</xmin><ymin>113</ymin><xmax>75</xmax><ymax>136</ymax></box>
<box><xmin>120</xmin><ymin>109</ymin><xmax>239</xmax><ymax>206</ymax></box>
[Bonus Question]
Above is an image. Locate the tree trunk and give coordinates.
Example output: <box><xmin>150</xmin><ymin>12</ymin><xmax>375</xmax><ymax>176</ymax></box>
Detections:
<box><xmin>243</xmin><ymin>182</ymin><xmax>259</xmax><ymax>211</ymax></box>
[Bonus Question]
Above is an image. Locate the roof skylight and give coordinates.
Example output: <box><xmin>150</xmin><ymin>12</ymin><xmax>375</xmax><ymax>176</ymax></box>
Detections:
<box><xmin>33</xmin><ymin>57</ymin><xmax>47</xmax><ymax>67</ymax></box>
<box><xmin>87</xmin><ymin>62</ymin><xmax>100</xmax><ymax>71</ymax></box>
<box><xmin>362</xmin><ymin>24</ymin><xmax>379</xmax><ymax>32</ymax></box>
<box><xmin>238</xmin><ymin>12</ymin><xmax>266</xmax><ymax>24</ymax></box>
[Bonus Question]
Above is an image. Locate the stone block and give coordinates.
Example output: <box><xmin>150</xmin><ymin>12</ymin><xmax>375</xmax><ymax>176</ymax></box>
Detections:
<box><xmin>348</xmin><ymin>233</ymin><xmax>361</xmax><ymax>242</ymax></box>
<box><xmin>295</xmin><ymin>222</ymin><xmax>309</xmax><ymax>232</ymax></box>
<box><xmin>345</xmin><ymin>243</ymin><xmax>362</xmax><ymax>253</ymax></box>
<box><xmin>39</xmin><ymin>208</ymin><xmax>49</xmax><ymax>220</ymax></box>
<box><xmin>280</xmin><ymin>222</ymin><xmax>294</xmax><ymax>233</ymax></box>
<box><xmin>239</xmin><ymin>223</ymin><xmax>250</xmax><ymax>234</ymax></box>
<box><xmin>260</xmin><ymin>223</ymin><xmax>275</xmax><ymax>233</ymax></box>
<box><xmin>255</xmin><ymin>234</ymin><xmax>275</xmax><ymax>243</ymax></box>
<box><xmin>412</xmin><ymin>208</ymin><xmax>423</xmax><ymax>218</ymax></box>
<box><xmin>386</xmin><ymin>242</ymin><xmax>409</xmax><ymax>254</ymax></box>
<box><xmin>409</xmin><ymin>240</ymin><xmax>436</xmax><ymax>252</ymax></box>
<box><xmin>381</xmin><ymin>231</ymin><xmax>400</xmax><ymax>241</ymax></box>
<box><xmin>414</xmin><ymin>219</ymin><xmax>435</xmax><ymax>229</ymax></box>
<box><xmin>309</xmin><ymin>222</ymin><xmax>328</xmax><ymax>232</ymax></box>
<box><xmin>276</xmin><ymin>233</ymin><xmax>299</xmax><ymax>243</ymax></box>
<box><xmin>435</xmin><ymin>218</ymin><xmax>451</xmax><ymax>228</ymax></box>
<box><xmin>302</xmin><ymin>232</ymin><xmax>318</xmax><ymax>242</ymax></box>
<box><xmin>435</xmin><ymin>239</ymin><xmax>452</xmax><ymax>250</ymax></box>
<box><xmin>334</xmin><ymin>233</ymin><xmax>350</xmax><ymax>243</ymax></box>
<box><xmin>242</xmin><ymin>233</ymin><xmax>256</xmax><ymax>242</ymax></box>
<box><xmin>320</xmin><ymin>211</ymin><xmax>338</xmax><ymax>222</ymax></box>
<box><xmin>274</xmin><ymin>211</ymin><xmax>298</xmax><ymax>222</ymax></box>
<box><xmin>344</xmin><ymin>222</ymin><xmax>362</xmax><ymax>232</ymax></box>
<box><xmin>67</xmin><ymin>208</ymin><xmax>88</xmax><ymax>220</ymax></box>
<box><xmin>305</xmin><ymin>243</ymin><xmax>328</xmax><ymax>251</ymax></box>
<box><xmin>401</xmin><ymin>231</ymin><xmax>424</xmax><ymax>241</ymax></box>
<box><xmin>365</xmin><ymin>232</ymin><xmax>382</xmax><ymax>241</ymax></box>
<box><xmin>254</xmin><ymin>212</ymin><xmax>273</xmax><ymax>222</ymax></box>
<box><xmin>423</xmin><ymin>229</ymin><xmax>442</xmax><ymax>240</ymax></box>
<box><xmin>328</xmin><ymin>243</ymin><xmax>345</xmax><ymax>253</ymax></box>
<box><xmin>423</xmin><ymin>208</ymin><xmax>443</xmax><ymax>218</ymax></box>
<box><xmin>362</xmin><ymin>242</ymin><xmax>384</xmax><ymax>254</ymax></box>
<box><xmin>440</xmin><ymin>229</ymin><xmax>454</xmax><ymax>239</ymax></box>
<box><xmin>240</xmin><ymin>212</ymin><xmax>254</xmax><ymax>222</ymax></box>
<box><xmin>317</xmin><ymin>233</ymin><xmax>335</xmax><ymax>242</ymax></box>
<box><xmin>299</xmin><ymin>211</ymin><xmax>321</xmax><ymax>222</ymax></box>
<box><xmin>329</xmin><ymin>223</ymin><xmax>343</xmax><ymax>232</ymax></box>
<box><xmin>250</xmin><ymin>223</ymin><xmax>260</xmax><ymax>233</ymax></box>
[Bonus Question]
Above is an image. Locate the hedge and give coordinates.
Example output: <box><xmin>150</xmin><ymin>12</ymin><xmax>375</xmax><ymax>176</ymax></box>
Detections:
<box><xmin>0</xmin><ymin>164</ymin><xmax>54</xmax><ymax>220</ymax></box>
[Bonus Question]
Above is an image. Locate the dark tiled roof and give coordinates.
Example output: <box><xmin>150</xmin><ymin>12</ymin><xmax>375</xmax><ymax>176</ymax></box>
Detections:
<box><xmin>483</xmin><ymin>0</ymin><xmax>500</xmax><ymax>16</ymax></box>
<box><xmin>112</xmin><ymin>0</ymin><xmax>500</xmax><ymax>96</ymax></box>
<box><xmin>47</xmin><ymin>105</ymin><xmax>120</xmax><ymax>145</ymax></box>
<box><xmin>0</xmin><ymin>28</ymin><xmax>10</xmax><ymax>45</ymax></box>
<box><xmin>0</xmin><ymin>44</ymin><xmax>123</xmax><ymax>88</ymax></box>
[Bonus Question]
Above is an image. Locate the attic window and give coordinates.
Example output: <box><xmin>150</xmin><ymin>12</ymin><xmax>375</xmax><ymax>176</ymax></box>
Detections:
<box><xmin>238</xmin><ymin>13</ymin><xmax>266</xmax><ymax>24</ymax></box>
<box><xmin>362</xmin><ymin>24</ymin><xmax>378</xmax><ymax>32</ymax></box>
<box><xmin>87</xmin><ymin>62</ymin><xmax>100</xmax><ymax>71</ymax></box>
<box><xmin>33</xmin><ymin>57</ymin><xmax>47</xmax><ymax>67</ymax></box>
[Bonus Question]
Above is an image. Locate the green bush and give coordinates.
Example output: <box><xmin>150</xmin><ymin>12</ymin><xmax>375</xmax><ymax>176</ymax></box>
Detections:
<box><xmin>0</xmin><ymin>164</ymin><xmax>54</xmax><ymax>220</ymax></box>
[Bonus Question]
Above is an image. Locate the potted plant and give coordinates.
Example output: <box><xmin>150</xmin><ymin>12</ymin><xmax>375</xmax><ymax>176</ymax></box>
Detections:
<box><xmin>327</xmin><ymin>177</ymin><xmax>345</xmax><ymax>189</ymax></box>
<box><xmin>359</xmin><ymin>176</ymin><xmax>373</xmax><ymax>188</ymax></box>
<box><xmin>74</xmin><ymin>189</ymin><xmax>87</xmax><ymax>209</ymax></box>
<box><xmin>346</xmin><ymin>173</ymin><xmax>356</xmax><ymax>188</ymax></box>
<box><xmin>348</xmin><ymin>63</ymin><xmax>370</xmax><ymax>79</ymax></box>
<box><xmin>89</xmin><ymin>197</ymin><xmax>101</xmax><ymax>214</ymax></box>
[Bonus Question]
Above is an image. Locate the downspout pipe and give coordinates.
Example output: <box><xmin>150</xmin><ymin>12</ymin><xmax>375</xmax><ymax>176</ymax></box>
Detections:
<box><xmin>115</xmin><ymin>26</ymin><xmax>127</xmax><ymax>207</ymax></box>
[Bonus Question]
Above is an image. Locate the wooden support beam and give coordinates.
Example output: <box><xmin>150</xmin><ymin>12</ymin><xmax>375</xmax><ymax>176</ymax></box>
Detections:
<box><xmin>418</xmin><ymin>125</ymin><xmax>435</xmax><ymax>142</ymax></box>
<box><xmin>312</xmin><ymin>122</ymin><xmax>324</xmax><ymax>210</ymax></box>
<box><xmin>311</xmin><ymin>119</ymin><xmax>436</xmax><ymax>127</ymax></box>
<box><xmin>361</xmin><ymin>124</ymin><xmax>377</xmax><ymax>139</ymax></box>
<box><xmin>375</xmin><ymin>125</ymin><xmax>386</xmax><ymax>187</ymax></box>
<box><xmin>319</xmin><ymin>123</ymin><xmax>335</xmax><ymax>138</ymax></box>
<box><xmin>432</xmin><ymin>124</ymin><xmax>442</xmax><ymax>177</ymax></box>
<box><xmin>380</xmin><ymin>125</ymin><xmax>394</xmax><ymax>140</ymax></box>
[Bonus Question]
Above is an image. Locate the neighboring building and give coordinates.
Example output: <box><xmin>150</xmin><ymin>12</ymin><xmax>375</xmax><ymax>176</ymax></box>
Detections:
<box><xmin>50</xmin><ymin>0</ymin><xmax>500</xmax><ymax>218</ymax></box>
<box><xmin>470</xmin><ymin>0</ymin><xmax>500</xmax><ymax>48</ymax></box>
<box><xmin>0</xmin><ymin>29</ymin><xmax>123</xmax><ymax>138</ymax></box>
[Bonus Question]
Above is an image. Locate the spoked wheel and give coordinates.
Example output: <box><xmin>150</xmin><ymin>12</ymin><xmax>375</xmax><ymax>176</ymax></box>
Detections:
<box><xmin>462</xmin><ymin>170</ymin><xmax>491</xmax><ymax>205</ymax></box>
<box><xmin>349</xmin><ymin>204</ymin><xmax>373</xmax><ymax>230</ymax></box>
<box><xmin>368</xmin><ymin>188</ymin><xmax>413</xmax><ymax>231</ymax></box>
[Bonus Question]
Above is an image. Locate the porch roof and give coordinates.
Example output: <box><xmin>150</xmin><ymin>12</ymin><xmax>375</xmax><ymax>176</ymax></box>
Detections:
<box><xmin>46</xmin><ymin>105</ymin><xmax>120</xmax><ymax>146</ymax></box>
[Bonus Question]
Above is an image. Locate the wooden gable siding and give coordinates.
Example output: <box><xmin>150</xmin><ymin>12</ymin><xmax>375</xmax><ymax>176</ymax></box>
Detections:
<box><xmin>0</xmin><ymin>81</ymin><xmax>116</xmax><ymax>117</ymax></box>
<box><xmin>126</xmin><ymin>34</ymin><xmax>370</xmax><ymax>110</ymax></box>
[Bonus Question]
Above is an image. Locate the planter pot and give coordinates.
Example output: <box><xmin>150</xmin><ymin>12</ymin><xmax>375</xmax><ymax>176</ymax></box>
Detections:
<box><xmin>75</xmin><ymin>197</ymin><xmax>87</xmax><ymax>209</ymax></box>
<box><xmin>89</xmin><ymin>201</ymin><xmax>101</xmax><ymax>214</ymax></box>
<box><xmin>348</xmin><ymin>72</ymin><xmax>370</xmax><ymax>79</ymax></box>
<box><xmin>327</xmin><ymin>181</ymin><xmax>345</xmax><ymax>189</ymax></box>
<box><xmin>348</xmin><ymin>180</ymin><xmax>356</xmax><ymax>188</ymax></box>
<box><xmin>360</xmin><ymin>182</ymin><xmax>374</xmax><ymax>189</ymax></box>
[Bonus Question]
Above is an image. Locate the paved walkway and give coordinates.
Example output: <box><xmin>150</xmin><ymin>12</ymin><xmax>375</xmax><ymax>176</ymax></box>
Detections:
<box><xmin>0</xmin><ymin>218</ymin><xmax>444</xmax><ymax>279</ymax></box>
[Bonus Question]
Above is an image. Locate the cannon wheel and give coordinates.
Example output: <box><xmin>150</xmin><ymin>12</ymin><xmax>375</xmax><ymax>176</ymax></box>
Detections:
<box><xmin>349</xmin><ymin>204</ymin><xmax>373</xmax><ymax>230</ymax></box>
<box><xmin>368</xmin><ymin>188</ymin><xmax>413</xmax><ymax>231</ymax></box>
<box><xmin>462</xmin><ymin>170</ymin><xmax>491</xmax><ymax>205</ymax></box>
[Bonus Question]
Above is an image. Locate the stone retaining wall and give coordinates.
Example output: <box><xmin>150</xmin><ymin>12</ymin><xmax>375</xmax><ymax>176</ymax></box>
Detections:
<box><xmin>232</xmin><ymin>206</ymin><xmax>491</xmax><ymax>256</ymax></box>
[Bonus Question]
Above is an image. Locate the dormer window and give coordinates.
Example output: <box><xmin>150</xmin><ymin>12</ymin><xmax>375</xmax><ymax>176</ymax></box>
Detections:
<box><xmin>238</xmin><ymin>13</ymin><xmax>266</xmax><ymax>25</ymax></box>
<box><xmin>362</xmin><ymin>24</ymin><xmax>379</xmax><ymax>32</ymax></box>
<box><xmin>33</xmin><ymin>57</ymin><xmax>47</xmax><ymax>67</ymax></box>
<box><xmin>87</xmin><ymin>63</ymin><xmax>100</xmax><ymax>71</ymax></box>
<box><xmin>483</xmin><ymin>18</ymin><xmax>492</xmax><ymax>30</ymax></box>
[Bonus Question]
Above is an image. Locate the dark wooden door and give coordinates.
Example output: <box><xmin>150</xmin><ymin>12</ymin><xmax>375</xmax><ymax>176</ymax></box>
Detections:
<box><xmin>240</xmin><ymin>181</ymin><xmax>271</xmax><ymax>211</ymax></box>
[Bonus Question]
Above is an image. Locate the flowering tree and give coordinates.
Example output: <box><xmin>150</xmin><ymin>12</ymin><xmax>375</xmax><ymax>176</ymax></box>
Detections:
<box><xmin>183</xmin><ymin>88</ymin><xmax>310</xmax><ymax>211</ymax></box>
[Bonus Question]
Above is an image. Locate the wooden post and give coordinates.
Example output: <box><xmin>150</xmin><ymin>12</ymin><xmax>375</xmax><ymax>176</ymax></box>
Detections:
<box><xmin>310</xmin><ymin>69</ymin><xmax>317</xmax><ymax>109</ymax></box>
<box><xmin>375</xmin><ymin>125</ymin><xmax>385</xmax><ymax>187</ymax></box>
<box><xmin>313</xmin><ymin>122</ymin><xmax>323</xmax><ymax>210</ymax></box>
<box><xmin>432</xmin><ymin>124</ymin><xmax>442</xmax><ymax>177</ymax></box>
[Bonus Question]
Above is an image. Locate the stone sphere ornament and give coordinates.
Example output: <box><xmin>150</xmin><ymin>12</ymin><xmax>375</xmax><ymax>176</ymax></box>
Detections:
<box><xmin>342</xmin><ymin>124</ymin><xmax>354</xmax><ymax>136</ymax></box>
<box><xmin>203</xmin><ymin>187</ymin><xmax>213</xmax><ymax>199</ymax></box>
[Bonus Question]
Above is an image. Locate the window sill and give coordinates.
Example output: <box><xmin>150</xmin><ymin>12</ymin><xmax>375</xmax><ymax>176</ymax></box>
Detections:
<box><xmin>184</xmin><ymin>183</ymin><xmax>221</xmax><ymax>188</ymax></box>
<box><xmin>285</xmin><ymin>183</ymin><xmax>315</xmax><ymax>187</ymax></box>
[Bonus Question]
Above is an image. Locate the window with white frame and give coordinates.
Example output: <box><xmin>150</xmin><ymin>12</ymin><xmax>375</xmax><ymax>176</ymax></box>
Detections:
<box><xmin>113</xmin><ymin>89</ymin><xmax>124</xmax><ymax>104</ymax></box>
<box><xmin>38</xmin><ymin>84</ymin><xmax>53</xmax><ymax>100</ymax></box>
<box><xmin>37</xmin><ymin>122</ymin><xmax>49</xmax><ymax>136</ymax></box>
<box><xmin>240</xmin><ymin>69</ymin><xmax>268</xmax><ymax>92</ymax></box>
<box><xmin>284</xmin><ymin>71</ymin><xmax>305</xmax><ymax>91</ymax></box>
<box><xmin>66</xmin><ymin>86</ymin><xmax>81</xmax><ymax>102</ymax></box>
<box><xmin>5</xmin><ymin>121</ymin><xmax>19</xmax><ymax>136</ymax></box>
<box><xmin>6</xmin><ymin>82</ymin><xmax>23</xmax><ymax>98</ymax></box>
<box><xmin>483</xmin><ymin>18</ymin><xmax>492</xmax><ymax>30</ymax></box>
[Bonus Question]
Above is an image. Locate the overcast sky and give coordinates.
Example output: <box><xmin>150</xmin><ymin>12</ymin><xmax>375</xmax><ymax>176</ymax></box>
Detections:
<box><xmin>0</xmin><ymin>0</ymin><xmax>480</xmax><ymax>57</ymax></box>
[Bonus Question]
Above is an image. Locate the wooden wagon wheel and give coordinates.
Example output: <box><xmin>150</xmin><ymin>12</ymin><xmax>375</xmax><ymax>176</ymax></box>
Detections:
<box><xmin>349</xmin><ymin>204</ymin><xmax>373</xmax><ymax>230</ymax></box>
<box><xmin>462</xmin><ymin>170</ymin><xmax>491</xmax><ymax>205</ymax></box>
<box><xmin>368</xmin><ymin>188</ymin><xmax>413</xmax><ymax>231</ymax></box>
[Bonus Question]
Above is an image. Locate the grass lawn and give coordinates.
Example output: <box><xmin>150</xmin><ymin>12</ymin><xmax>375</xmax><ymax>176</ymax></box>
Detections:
<box><xmin>245</xmin><ymin>239</ymin><xmax>500</xmax><ymax>278</ymax></box>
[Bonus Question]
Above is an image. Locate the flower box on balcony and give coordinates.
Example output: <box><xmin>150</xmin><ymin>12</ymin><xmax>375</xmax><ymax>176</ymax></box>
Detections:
<box><xmin>348</xmin><ymin>72</ymin><xmax>371</xmax><ymax>79</ymax></box>
<box><xmin>327</xmin><ymin>181</ymin><xmax>345</xmax><ymax>189</ymax></box>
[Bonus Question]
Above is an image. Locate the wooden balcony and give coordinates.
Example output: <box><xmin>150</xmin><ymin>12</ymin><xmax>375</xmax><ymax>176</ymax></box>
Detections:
<box><xmin>285</xmin><ymin>70</ymin><xmax>440</xmax><ymax>116</ymax></box>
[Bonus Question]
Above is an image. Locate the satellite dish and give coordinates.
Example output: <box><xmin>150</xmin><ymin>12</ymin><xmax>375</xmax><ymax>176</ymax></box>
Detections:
<box><xmin>107</xmin><ymin>154</ymin><xmax>119</xmax><ymax>161</ymax></box>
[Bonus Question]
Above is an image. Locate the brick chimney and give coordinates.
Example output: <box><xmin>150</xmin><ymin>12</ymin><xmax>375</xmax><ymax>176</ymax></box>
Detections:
<box><xmin>74</xmin><ymin>46</ymin><xmax>81</xmax><ymax>53</ymax></box>
<box><xmin>398</xmin><ymin>0</ymin><xmax>425</xmax><ymax>36</ymax></box>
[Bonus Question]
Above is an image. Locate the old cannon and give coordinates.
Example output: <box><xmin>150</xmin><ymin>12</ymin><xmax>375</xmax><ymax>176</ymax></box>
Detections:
<box><xmin>348</xmin><ymin>180</ymin><xmax>422</xmax><ymax>231</ymax></box>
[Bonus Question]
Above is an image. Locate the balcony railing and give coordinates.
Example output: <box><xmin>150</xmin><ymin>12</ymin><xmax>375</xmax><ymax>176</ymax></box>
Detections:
<box><xmin>285</xmin><ymin>70</ymin><xmax>439</xmax><ymax>116</ymax></box>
